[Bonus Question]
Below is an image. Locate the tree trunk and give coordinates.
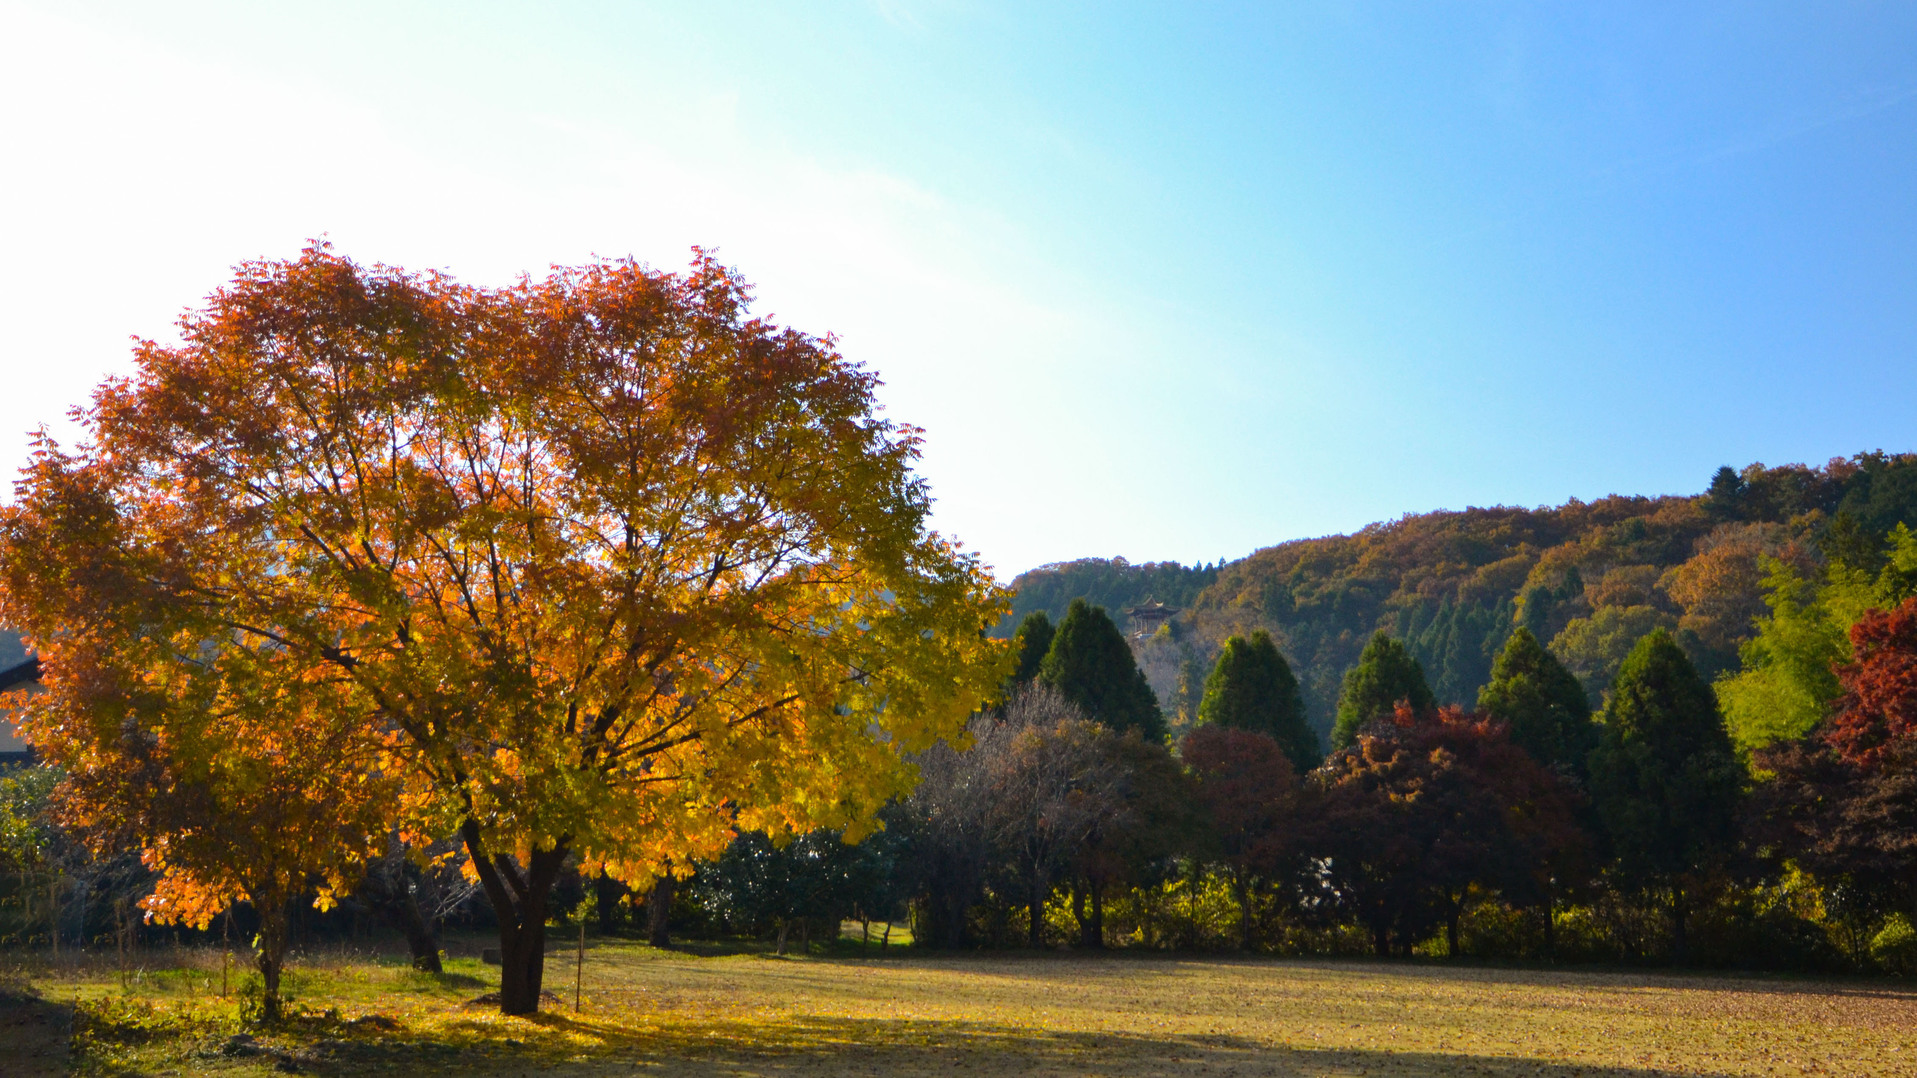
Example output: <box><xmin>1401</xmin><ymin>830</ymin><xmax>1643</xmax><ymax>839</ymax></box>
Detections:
<box><xmin>775</xmin><ymin>919</ymin><xmax>788</xmax><ymax>955</ymax></box>
<box><xmin>369</xmin><ymin>870</ymin><xmax>443</xmax><ymax>974</ymax></box>
<box><xmin>1236</xmin><ymin>870</ymin><xmax>1254</xmax><ymax>952</ymax></box>
<box><xmin>1542</xmin><ymin>895</ymin><xmax>1556</xmax><ymax>963</ymax></box>
<box><xmin>1446</xmin><ymin>913</ymin><xmax>1461</xmax><ymax>959</ymax></box>
<box><xmin>255</xmin><ymin>899</ymin><xmax>290</xmax><ymax>1023</ymax></box>
<box><xmin>1373</xmin><ymin>923</ymin><xmax>1391</xmax><ymax>958</ymax></box>
<box><xmin>1074</xmin><ymin>877</ymin><xmax>1105</xmax><ymax>950</ymax></box>
<box><xmin>1028</xmin><ymin>875</ymin><xmax>1045</xmax><ymax>949</ymax></box>
<box><xmin>594</xmin><ymin>872</ymin><xmax>628</xmax><ymax>935</ymax></box>
<box><xmin>646</xmin><ymin>874</ymin><xmax>675</xmax><ymax>948</ymax></box>
<box><xmin>462</xmin><ymin>818</ymin><xmax>569</xmax><ymax>1016</ymax></box>
<box><xmin>1671</xmin><ymin>885</ymin><xmax>1689</xmax><ymax>967</ymax></box>
<box><xmin>881</xmin><ymin>922</ymin><xmax>892</xmax><ymax>952</ymax></box>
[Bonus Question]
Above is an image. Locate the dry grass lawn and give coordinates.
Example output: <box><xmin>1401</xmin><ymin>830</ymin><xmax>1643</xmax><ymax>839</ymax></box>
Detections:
<box><xmin>9</xmin><ymin>938</ymin><xmax>1917</xmax><ymax>1075</ymax></box>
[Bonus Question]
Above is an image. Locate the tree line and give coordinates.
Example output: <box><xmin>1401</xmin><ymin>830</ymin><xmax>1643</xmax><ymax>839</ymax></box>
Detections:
<box><xmin>685</xmin><ymin>537</ymin><xmax>1917</xmax><ymax>970</ymax></box>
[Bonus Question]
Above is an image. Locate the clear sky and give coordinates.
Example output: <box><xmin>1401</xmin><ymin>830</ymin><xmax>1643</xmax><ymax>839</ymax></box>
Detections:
<box><xmin>3</xmin><ymin>3</ymin><xmax>1915</xmax><ymax>579</ymax></box>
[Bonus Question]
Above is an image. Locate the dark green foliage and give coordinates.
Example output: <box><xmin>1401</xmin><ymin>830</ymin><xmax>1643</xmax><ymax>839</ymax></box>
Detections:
<box><xmin>1477</xmin><ymin>627</ymin><xmax>1594</xmax><ymax>774</ymax></box>
<box><xmin>1196</xmin><ymin>630</ymin><xmax>1317</xmax><ymax>771</ymax></box>
<box><xmin>1010</xmin><ymin>612</ymin><xmax>1054</xmax><ymax>686</ymax></box>
<box><xmin>1331</xmin><ymin>632</ymin><xmax>1435</xmax><ymax>748</ymax></box>
<box><xmin>690</xmin><ymin>828</ymin><xmax>901</xmax><ymax>946</ymax></box>
<box><xmin>1834</xmin><ymin>451</ymin><xmax>1917</xmax><ymax>547</ymax></box>
<box><xmin>1705</xmin><ymin>465</ymin><xmax>1748</xmax><ymax>520</ymax></box>
<box><xmin>1399</xmin><ymin>596</ymin><xmax>1515</xmax><ymax>707</ymax></box>
<box><xmin>1039</xmin><ymin>600</ymin><xmax>1166</xmax><ymax>741</ymax></box>
<box><xmin>1000</xmin><ymin>558</ymin><xmax>1219</xmax><ymax>637</ymax></box>
<box><xmin>1822</xmin><ymin>509</ymin><xmax>1886</xmax><ymax>575</ymax></box>
<box><xmin>1588</xmin><ymin>629</ymin><xmax>1743</xmax><ymax>960</ymax></box>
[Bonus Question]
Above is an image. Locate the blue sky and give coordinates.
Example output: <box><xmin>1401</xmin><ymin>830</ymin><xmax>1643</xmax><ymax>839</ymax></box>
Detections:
<box><xmin>2</xmin><ymin>3</ymin><xmax>1914</xmax><ymax>578</ymax></box>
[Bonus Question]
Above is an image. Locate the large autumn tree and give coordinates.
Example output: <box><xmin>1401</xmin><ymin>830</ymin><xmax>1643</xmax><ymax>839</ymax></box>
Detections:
<box><xmin>0</xmin><ymin>245</ymin><xmax>1010</xmax><ymax>1015</ymax></box>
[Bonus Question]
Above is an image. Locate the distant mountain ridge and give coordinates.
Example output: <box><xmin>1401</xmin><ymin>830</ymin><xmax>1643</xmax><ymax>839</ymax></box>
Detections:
<box><xmin>1003</xmin><ymin>452</ymin><xmax>1917</xmax><ymax>742</ymax></box>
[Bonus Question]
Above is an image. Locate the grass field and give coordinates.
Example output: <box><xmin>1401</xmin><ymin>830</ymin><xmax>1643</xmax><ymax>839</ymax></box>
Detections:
<box><xmin>6</xmin><ymin>935</ymin><xmax>1917</xmax><ymax>1076</ymax></box>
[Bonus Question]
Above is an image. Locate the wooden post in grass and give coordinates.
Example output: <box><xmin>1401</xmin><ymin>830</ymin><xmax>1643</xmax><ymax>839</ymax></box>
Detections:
<box><xmin>115</xmin><ymin>898</ymin><xmax>128</xmax><ymax>988</ymax></box>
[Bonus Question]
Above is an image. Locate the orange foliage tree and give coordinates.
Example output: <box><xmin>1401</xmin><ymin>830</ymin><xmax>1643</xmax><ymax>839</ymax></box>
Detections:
<box><xmin>0</xmin><ymin>244</ymin><xmax>1010</xmax><ymax>1014</ymax></box>
<box><xmin>0</xmin><ymin>449</ymin><xmax>391</xmax><ymax>1018</ymax></box>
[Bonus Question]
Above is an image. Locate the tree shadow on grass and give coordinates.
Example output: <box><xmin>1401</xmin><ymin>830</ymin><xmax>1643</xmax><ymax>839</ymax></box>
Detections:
<box><xmin>0</xmin><ymin>987</ymin><xmax>70</xmax><ymax>1078</ymax></box>
<box><xmin>345</xmin><ymin>1010</ymin><xmax>1736</xmax><ymax>1078</ymax></box>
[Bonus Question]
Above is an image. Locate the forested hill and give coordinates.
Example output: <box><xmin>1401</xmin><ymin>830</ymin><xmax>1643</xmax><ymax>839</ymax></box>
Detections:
<box><xmin>1004</xmin><ymin>452</ymin><xmax>1917</xmax><ymax>743</ymax></box>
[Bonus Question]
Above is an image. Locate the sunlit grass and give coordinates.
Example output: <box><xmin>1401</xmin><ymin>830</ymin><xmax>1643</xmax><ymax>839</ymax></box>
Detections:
<box><xmin>8</xmin><ymin>933</ymin><xmax>1917</xmax><ymax>1075</ymax></box>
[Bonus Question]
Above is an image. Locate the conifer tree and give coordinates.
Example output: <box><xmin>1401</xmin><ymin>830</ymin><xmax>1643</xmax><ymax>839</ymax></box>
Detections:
<box><xmin>1477</xmin><ymin>627</ymin><xmax>1595</xmax><ymax>774</ymax></box>
<box><xmin>1010</xmin><ymin>611</ymin><xmax>1055</xmax><ymax>686</ymax></box>
<box><xmin>1332</xmin><ymin>632</ymin><xmax>1435</xmax><ymax>748</ymax></box>
<box><xmin>1587</xmin><ymin>629</ymin><xmax>1742</xmax><ymax>963</ymax></box>
<box><xmin>1039</xmin><ymin>599</ymin><xmax>1166</xmax><ymax>741</ymax></box>
<box><xmin>1197</xmin><ymin>630</ymin><xmax>1319</xmax><ymax>771</ymax></box>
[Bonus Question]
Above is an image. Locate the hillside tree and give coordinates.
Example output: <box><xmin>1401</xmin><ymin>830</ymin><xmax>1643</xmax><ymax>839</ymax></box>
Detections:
<box><xmin>1010</xmin><ymin>611</ymin><xmax>1055</xmax><ymax>686</ymax></box>
<box><xmin>1476</xmin><ymin>627</ymin><xmax>1594</xmax><ymax>774</ymax></box>
<box><xmin>1039</xmin><ymin>599</ymin><xmax>1165</xmax><ymax>740</ymax></box>
<box><xmin>1197</xmin><ymin>630</ymin><xmax>1318</xmax><ymax>771</ymax></box>
<box><xmin>1331</xmin><ymin>632</ymin><xmax>1435</xmax><ymax>748</ymax></box>
<box><xmin>1588</xmin><ymin>629</ymin><xmax>1743</xmax><ymax>962</ymax></box>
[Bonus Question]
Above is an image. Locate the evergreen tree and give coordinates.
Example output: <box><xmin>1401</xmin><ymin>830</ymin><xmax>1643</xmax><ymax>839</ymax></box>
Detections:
<box><xmin>1587</xmin><ymin>629</ymin><xmax>1742</xmax><ymax>963</ymax></box>
<box><xmin>1011</xmin><ymin>611</ymin><xmax>1055</xmax><ymax>685</ymax></box>
<box><xmin>1039</xmin><ymin>599</ymin><xmax>1166</xmax><ymax>741</ymax></box>
<box><xmin>1477</xmin><ymin>627</ymin><xmax>1594</xmax><ymax>774</ymax></box>
<box><xmin>1331</xmin><ymin>632</ymin><xmax>1435</xmax><ymax>748</ymax></box>
<box><xmin>1197</xmin><ymin>630</ymin><xmax>1318</xmax><ymax>771</ymax></box>
<box><xmin>1704</xmin><ymin>464</ymin><xmax>1748</xmax><ymax>520</ymax></box>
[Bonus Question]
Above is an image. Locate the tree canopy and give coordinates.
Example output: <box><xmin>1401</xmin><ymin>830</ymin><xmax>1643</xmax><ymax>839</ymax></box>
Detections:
<box><xmin>1588</xmin><ymin>629</ymin><xmax>1742</xmax><ymax>960</ymax></box>
<box><xmin>1331</xmin><ymin>632</ymin><xmax>1435</xmax><ymax>748</ymax></box>
<box><xmin>1476</xmin><ymin>627</ymin><xmax>1593</xmax><ymax>774</ymax></box>
<box><xmin>1010</xmin><ymin>611</ymin><xmax>1055</xmax><ymax>686</ymax></box>
<box><xmin>1196</xmin><ymin>630</ymin><xmax>1317</xmax><ymax>771</ymax></box>
<box><xmin>1039</xmin><ymin>599</ymin><xmax>1165</xmax><ymax>741</ymax></box>
<box><xmin>1720</xmin><ymin>527</ymin><xmax>1917</xmax><ymax>754</ymax></box>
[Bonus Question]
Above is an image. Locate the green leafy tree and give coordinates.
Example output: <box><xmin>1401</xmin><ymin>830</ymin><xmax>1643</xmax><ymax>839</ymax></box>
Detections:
<box><xmin>1010</xmin><ymin>611</ymin><xmax>1055</xmax><ymax>686</ymax></box>
<box><xmin>1588</xmin><ymin>629</ymin><xmax>1743</xmax><ymax>962</ymax></box>
<box><xmin>1476</xmin><ymin>627</ymin><xmax>1594</xmax><ymax>774</ymax></box>
<box><xmin>1331</xmin><ymin>632</ymin><xmax>1434</xmax><ymax>749</ymax></box>
<box><xmin>1039</xmin><ymin>599</ymin><xmax>1165</xmax><ymax>741</ymax></box>
<box><xmin>1550</xmin><ymin>605</ymin><xmax>1676</xmax><ymax>701</ymax></box>
<box><xmin>1718</xmin><ymin>525</ymin><xmax>1917</xmax><ymax>754</ymax></box>
<box><xmin>1197</xmin><ymin>630</ymin><xmax>1318</xmax><ymax>771</ymax></box>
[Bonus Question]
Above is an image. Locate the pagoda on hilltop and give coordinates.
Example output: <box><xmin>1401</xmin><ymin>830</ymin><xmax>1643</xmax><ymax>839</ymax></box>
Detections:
<box><xmin>1125</xmin><ymin>600</ymin><xmax>1178</xmax><ymax>639</ymax></box>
